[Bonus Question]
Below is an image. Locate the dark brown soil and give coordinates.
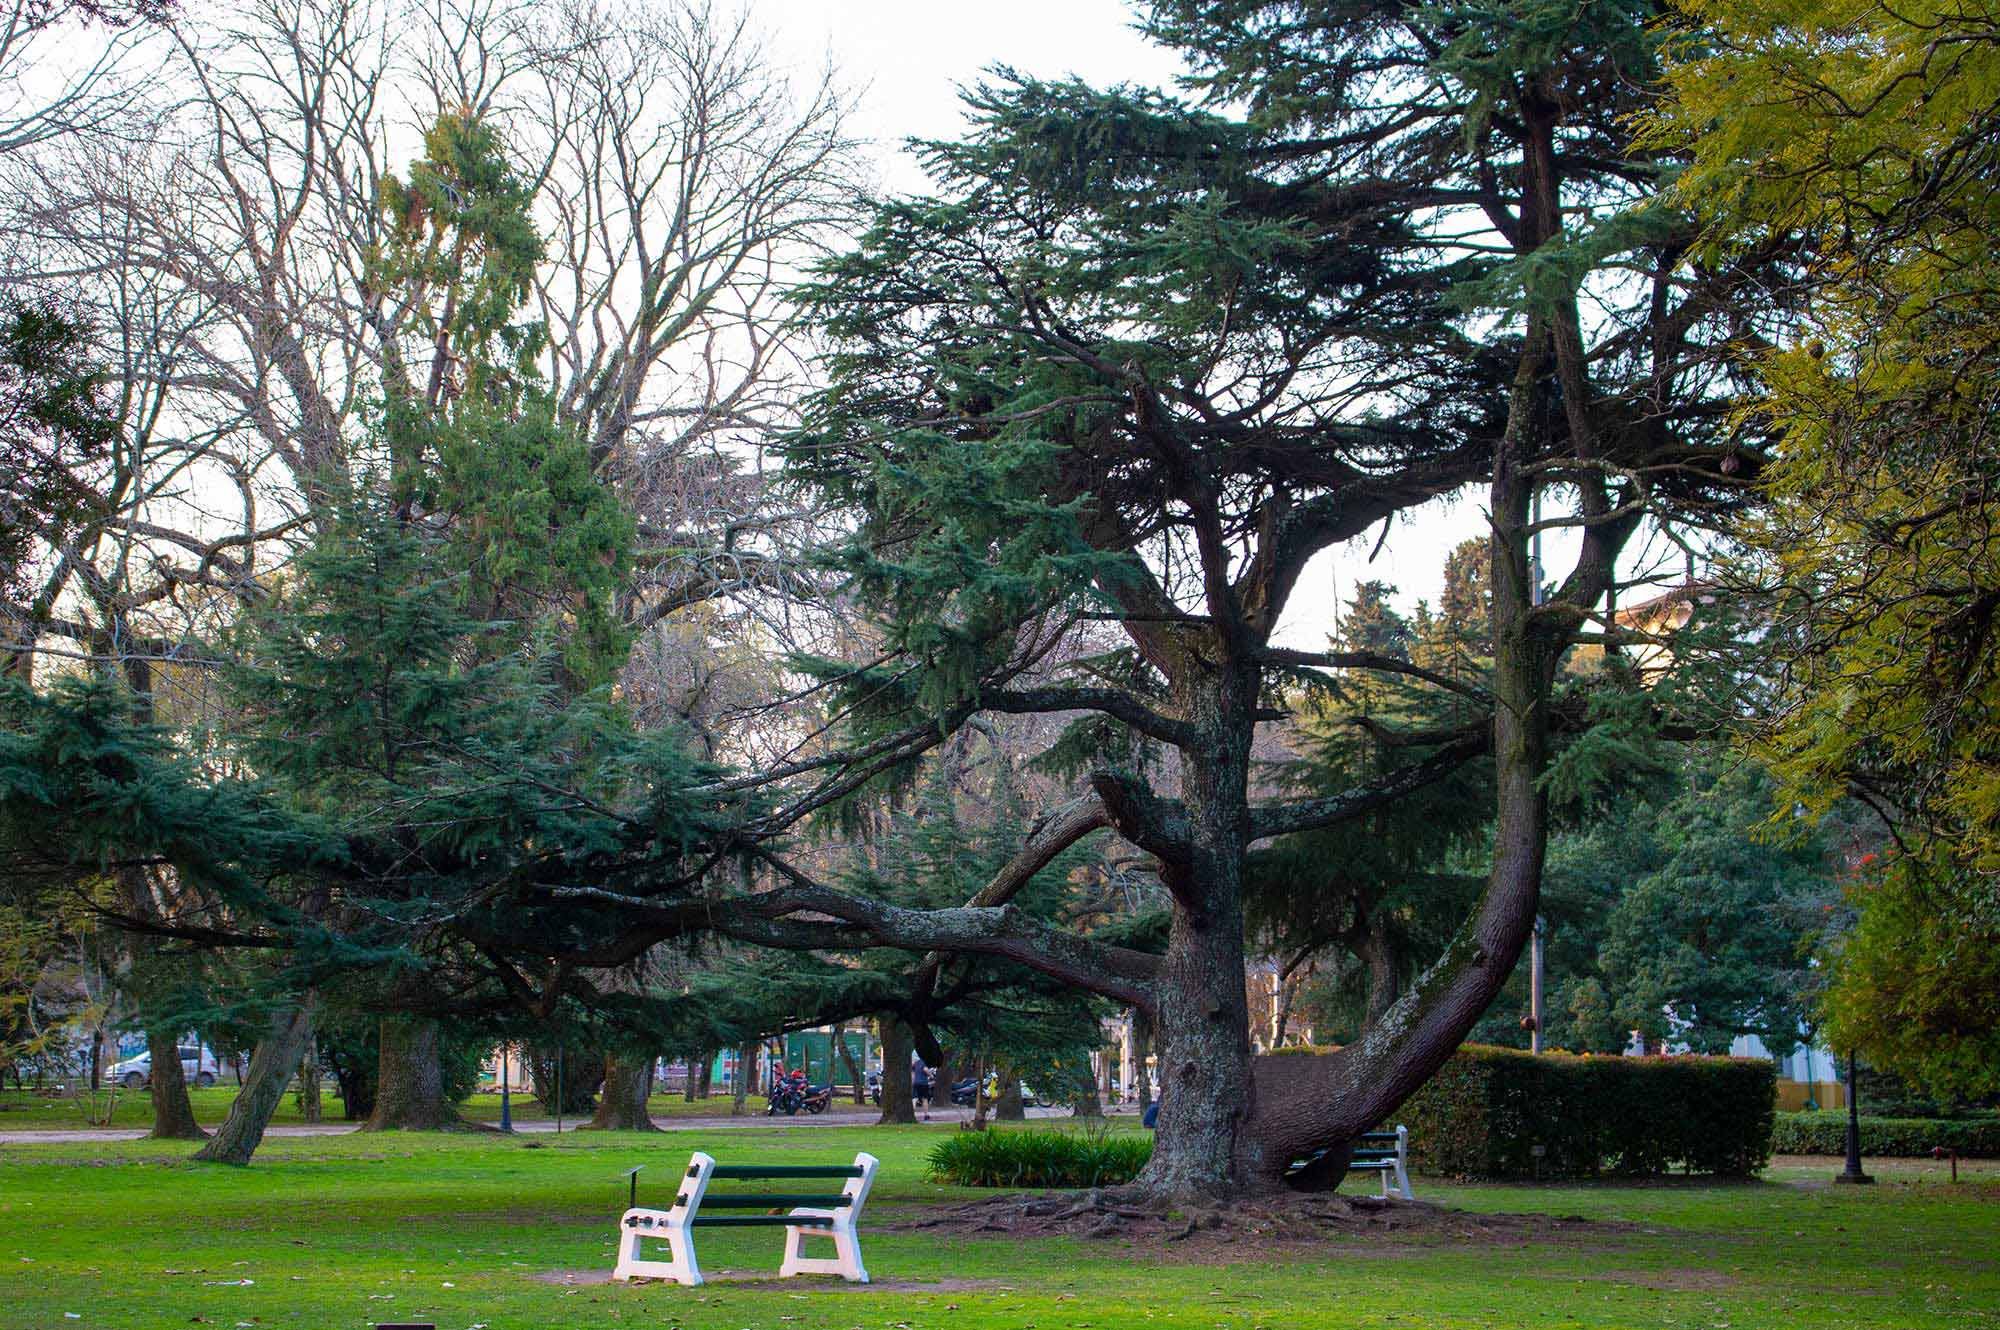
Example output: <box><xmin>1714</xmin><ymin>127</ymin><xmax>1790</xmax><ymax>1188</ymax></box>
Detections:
<box><xmin>883</xmin><ymin>1188</ymin><xmax>1629</xmax><ymax>1254</ymax></box>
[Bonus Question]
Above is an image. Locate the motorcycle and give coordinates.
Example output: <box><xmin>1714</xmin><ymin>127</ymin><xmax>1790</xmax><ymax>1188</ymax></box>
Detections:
<box><xmin>865</xmin><ymin>1071</ymin><xmax>882</xmax><ymax>1106</ymax></box>
<box><xmin>948</xmin><ymin>1076</ymin><xmax>979</xmax><ymax>1107</ymax></box>
<box><xmin>801</xmin><ymin>1083</ymin><xmax>834</xmax><ymax>1114</ymax></box>
<box><xmin>766</xmin><ymin>1071</ymin><xmax>814</xmax><ymax>1116</ymax></box>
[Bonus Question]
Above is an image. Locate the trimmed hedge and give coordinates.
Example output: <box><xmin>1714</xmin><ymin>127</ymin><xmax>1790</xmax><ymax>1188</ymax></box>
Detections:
<box><xmin>925</xmin><ymin>1126</ymin><xmax>1152</xmax><ymax>1188</ymax></box>
<box><xmin>1772</xmin><ymin>1111</ymin><xmax>2000</xmax><ymax>1158</ymax></box>
<box><xmin>1400</xmin><ymin>1044</ymin><xmax>1775</xmax><ymax>1180</ymax></box>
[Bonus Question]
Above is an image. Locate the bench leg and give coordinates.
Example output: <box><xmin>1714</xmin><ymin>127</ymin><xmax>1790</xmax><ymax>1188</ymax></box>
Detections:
<box><xmin>780</xmin><ymin>1222</ymin><xmax>868</xmax><ymax>1283</ymax></box>
<box><xmin>613</xmin><ymin>1212</ymin><xmax>702</xmax><ymax>1286</ymax></box>
<box><xmin>1392</xmin><ymin>1158</ymin><xmax>1413</xmax><ymax>1202</ymax></box>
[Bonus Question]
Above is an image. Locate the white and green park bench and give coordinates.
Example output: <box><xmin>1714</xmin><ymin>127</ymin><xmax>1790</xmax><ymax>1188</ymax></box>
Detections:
<box><xmin>612</xmin><ymin>1150</ymin><xmax>879</xmax><ymax>1286</ymax></box>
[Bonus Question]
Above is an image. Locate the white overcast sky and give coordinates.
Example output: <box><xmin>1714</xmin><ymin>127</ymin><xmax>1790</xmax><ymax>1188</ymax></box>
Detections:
<box><xmin>756</xmin><ymin>0</ymin><xmax>1503</xmax><ymax>649</ymax></box>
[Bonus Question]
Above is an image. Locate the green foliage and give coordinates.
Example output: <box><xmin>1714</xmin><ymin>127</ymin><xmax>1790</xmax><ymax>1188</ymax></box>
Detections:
<box><xmin>372</xmin><ymin>112</ymin><xmax>544</xmax><ymax>376</ymax></box>
<box><xmin>925</xmin><ymin>1124</ymin><xmax>1152</xmax><ymax>1188</ymax></box>
<box><xmin>313</xmin><ymin>1013</ymin><xmax>486</xmax><ymax>1121</ymax></box>
<box><xmin>835</xmin><ymin>760</ymin><xmax>1119</xmax><ymax>1085</ymax></box>
<box><xmin>1400</xmin><ymin>1044</ymin><xmax>1776</xmax><ymax>1179</ymax></box>
<box><xmin>1248</xmin><ymin>583</ymin><xmax>1495</xmax><ymax>1015</ymax></box>
<box><xmin>0</xmin><ymin>298</ymin><xmax>118</xmax><ymax>599</ymax></box>
<box><xmin>0</xmin><ymin>676</ymin><xmax>337</xmax><ymax>936</ymax></box>
<box><xmin>369</xmin><ymin>111</ymin><xmax>633</xmax><ymax>684</ymax></box>
<box><xmin>1461</xmin><ymin>754</ymin><xmax>1838</xmax><ymax>1056</ymax></box>
<box><xmin>1652</xmin><ymin>0</ymin><xmax>2000</xmax><ymax>1097</ymax></box>
<box><xmin>1592</xmin><ymin>763</ymin><xmax>1829</xmax><ymax>1054</ymax></box>
<box><xmin>1771</xmin><ymin>1111</ymin><xmax>2000</xmax><ymax>1160</ymax></box>
<box><xmin>1820</xmin><ymin>858</ymin><xmax>2000</xmax><ymax>1102</ymax></box>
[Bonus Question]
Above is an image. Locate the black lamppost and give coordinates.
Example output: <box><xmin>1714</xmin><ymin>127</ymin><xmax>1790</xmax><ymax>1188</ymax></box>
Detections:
<box><xmin>1834</xmin><ymin>1049</ymin><xmax>1874</xmax><ymax>1185</ymax></box>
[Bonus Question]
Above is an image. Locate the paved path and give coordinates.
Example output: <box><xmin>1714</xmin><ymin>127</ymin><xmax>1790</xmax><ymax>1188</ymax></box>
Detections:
<box><xmin>0</xmin><ymin>1103</ymin><xmax>1088</xmax><ymax>1145</ymax></box>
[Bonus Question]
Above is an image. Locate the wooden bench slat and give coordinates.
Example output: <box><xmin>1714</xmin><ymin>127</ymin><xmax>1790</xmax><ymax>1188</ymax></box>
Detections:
<box><xmin>691</xmin><ymin>1214</ymin><xmax>835</xmax><ymax>1229</ymax></box>
<box><xmin>704</xmin><ymin>1164</ymin><xmax>864</xmax><ymax>1179</ymax></box>
<box><xmin>681</xmin><ymin>1193</ymin><xmax>852</xmax><ymax>1209</ymax></box>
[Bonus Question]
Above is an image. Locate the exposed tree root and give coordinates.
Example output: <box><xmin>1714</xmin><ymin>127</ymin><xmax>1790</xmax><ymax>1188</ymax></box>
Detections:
<box><xmin>891</xmin><ymin>1188</ymin><xmax>1616</xmax><ymax>1250</ymax></box>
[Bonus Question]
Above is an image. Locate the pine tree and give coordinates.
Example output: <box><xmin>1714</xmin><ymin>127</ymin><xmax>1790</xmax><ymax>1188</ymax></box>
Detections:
<box><xmin>769</xmin><ymin>0</ymin><xmax>1771</xmax><ymax>1195</ymax></box>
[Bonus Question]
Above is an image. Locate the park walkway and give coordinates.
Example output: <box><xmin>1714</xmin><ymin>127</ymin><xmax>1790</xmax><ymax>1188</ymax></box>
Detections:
<box><xmin>0</xmin><ymin>1102</ymin><xmax>1083</xmax><ymax>1144</ymax></box>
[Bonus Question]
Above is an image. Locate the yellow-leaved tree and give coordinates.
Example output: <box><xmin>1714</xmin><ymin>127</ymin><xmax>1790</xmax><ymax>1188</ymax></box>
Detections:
<box><xmin>1650</xmin><ymin>0</ymin><xmax>2000</xmax><ymax>1097</ymax></box>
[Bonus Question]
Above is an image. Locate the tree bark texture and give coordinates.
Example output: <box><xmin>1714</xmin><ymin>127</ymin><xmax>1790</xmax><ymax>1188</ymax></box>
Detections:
<box><xmin>144</xmin><ymin>1027</ymin><xmax>207</xmax><ymax>1140</ymax></box>
<box><xmin>298</xmin><ymin>1045</ymin><xmax>322</xmax><ymax>1124</ymax></box>
<box><xmin>192</xmin><ymin>1003</ymin><xmax>314</xmax><ymax>1165</ymax></box>
<box><xmin>364</xmin><ymin>1015</ymin><xmax>457</xmax><ymax>1130</ymax></box>
<box><xmin>1134</xmin><ymin>668</ymin><xmax>1255</xmax><ymax>1197</ymax></box>
<box><xmin>876</xmin><ymin>1017</ymin><xmax>915</xmax><ymax>1124</ymax></box>
<box><xmin>589</xmin><ymin>1053</ymin><xmax>658</xmax><ymax>1130</ymax></box>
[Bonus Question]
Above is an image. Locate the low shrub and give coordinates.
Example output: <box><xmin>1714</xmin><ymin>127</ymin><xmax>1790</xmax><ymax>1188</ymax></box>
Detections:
<box><xmin>925</xmin><ymin>1125</ymin><xmax>1152</xmax><ymax>1188</ymax></box>
<box><xmin>1771</xmin><ymin>1111</ymin><xmax>2000</xmax><ymax>1157</ymax></box>
<box><xmin>1400</xmin><ymin>1044</ymin><xmax>1775</xmax><ymax>1180</ymax></box>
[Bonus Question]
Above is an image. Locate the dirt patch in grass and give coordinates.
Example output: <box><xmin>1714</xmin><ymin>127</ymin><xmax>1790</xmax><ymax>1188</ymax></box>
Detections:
<box><xmin>1578</xmin><ymin>1267</ymin><xmax>1741</xmax><ymax>1291</ymax></box>
<box><xmin>885</xmin><ymin>1189</ymin><xmax>1633</xmax><ymax>1256</ymax></box>
<box><xmin>531</xmin><ymin>1269</ymin><xmax>1007</xmax><ymax>1292</ymax></box>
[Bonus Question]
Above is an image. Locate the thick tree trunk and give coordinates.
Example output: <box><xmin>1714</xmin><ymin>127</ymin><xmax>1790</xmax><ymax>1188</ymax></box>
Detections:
<box><xmin>589</xmin><ymin>1053</ymin><xmax>658</xmax><ymax>1130</ymax></box>
<box><xmin>364</xmin><ymin>1015</ymin><xmax>457</xmax><ymax>1130</ymax></box>
<box><xmin>1135</xmin><ymin>668</ymin><xmax>1256</xmax><ymax>1197</ymax></box>
<box><xmin>876</xmin><ymin>1017</ymin><xmax>915</xmax><ymax>1124</ymax></box>
<box><xmin>298</xmin><ymin>1044</ymin><xmax>322</xmax><ymax>1124</ymax></box>
<box><xmin>1224</xmin><ymin>352</ymin><xmax>1558</xmax><ymax>1190</ymax></box>
<box><xmin>932</xmin><ymin>1049</ymin><xmax>953</xmax><ymax>1111</ymax></box>
<box><xmin>731</xmin><ymin>1042</ymin><xmax>753</xmax><ymax>1116</ymax></box>
<box><xmin>994</xmin><ymin>1062</ymin><xmax>1026</xmax><ymax>1121</ymax></box>
<box><xmin>693</xmin><ymin>1051</ymin><xmax>713</xmax><ymax>1100</ymax></box>
<box><xmin>193</xmin><ymin>1003</ymin><xmax>314</xmax><ymax>1165</ymax></box>
<box><xmin>145</xmin><ymin>1027</ymin><xmax>206</xmax><ymax>1140</ymax></box>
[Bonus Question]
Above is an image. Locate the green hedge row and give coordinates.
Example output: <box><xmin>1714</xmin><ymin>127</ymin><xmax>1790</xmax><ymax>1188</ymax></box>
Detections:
<box><xmin>1399</xmin><ymin>1044</ymin><xmax>1775</xmax><ymax>1180</ymax></box>
<box><xmin>1772</xmin><ymin>1111</ymin><xmax>2000</xmax><ymax>1157</ymax></box>
<box><xmin>925</xmin><ymin>1126</ymin><xmax>1152</xmax><ymax>1188</ymax></box>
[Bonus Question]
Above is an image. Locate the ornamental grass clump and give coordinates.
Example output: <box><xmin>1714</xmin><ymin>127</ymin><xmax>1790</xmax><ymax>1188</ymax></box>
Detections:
<box><xmin>925</xmin><ymin>1125</ymin><xmax>1152</xmax><ymax>1188</ymax></box>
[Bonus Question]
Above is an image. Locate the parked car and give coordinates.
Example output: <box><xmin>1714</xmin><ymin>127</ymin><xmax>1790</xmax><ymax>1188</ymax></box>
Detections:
<box><xmin>106</xmin><ymin>1044</ymin><xmax>221</xmax><ymax>1090</ymax></box>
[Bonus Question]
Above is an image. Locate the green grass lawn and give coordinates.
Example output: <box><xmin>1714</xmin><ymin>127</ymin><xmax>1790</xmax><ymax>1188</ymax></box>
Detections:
<box><xmin>0</xmin><ymin>1086</ymin><xmax>814</xmax><ymax>1130</ymax></box>
<box><xmin>1</xmin><ymin>1123</ymin><xmax>1993</xmax><ymax>1330</ymax></box>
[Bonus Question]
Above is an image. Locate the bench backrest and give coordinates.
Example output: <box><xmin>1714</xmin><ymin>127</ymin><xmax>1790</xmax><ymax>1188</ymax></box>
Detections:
<box><xmin>656</xmin><ymin>1151</ymin><xmax>878</xmax><ymax>1218</ymax></box>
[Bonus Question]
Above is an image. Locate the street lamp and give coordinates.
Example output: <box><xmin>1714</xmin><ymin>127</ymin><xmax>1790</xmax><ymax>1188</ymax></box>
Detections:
<box><xmin>1834</xmin><ymin>1049</ymin><xmax>1873</xmax><ymax>1185</ymax></box>
<box><xmin>1529</xmin><ymin>914</ymin><xmax>1547</xmax><ymax>1054</ymax></box>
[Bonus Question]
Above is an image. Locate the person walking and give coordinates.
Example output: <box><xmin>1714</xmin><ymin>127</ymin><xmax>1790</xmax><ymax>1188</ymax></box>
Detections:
<box><xmin>912</xmin><ymin>1056</ymin><xmax>932</xmax><ymax>1119</ymax></box>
